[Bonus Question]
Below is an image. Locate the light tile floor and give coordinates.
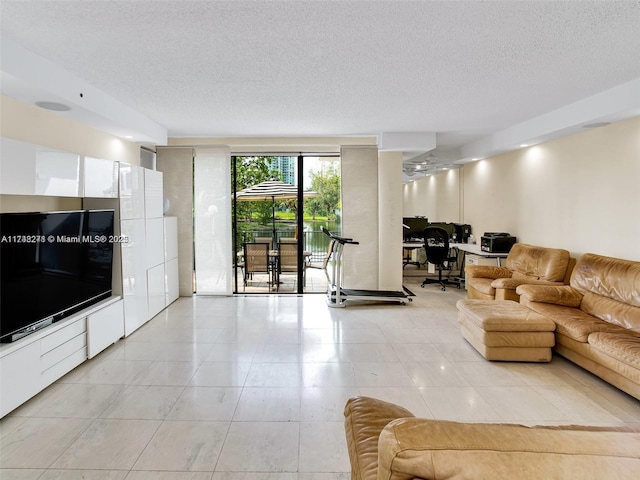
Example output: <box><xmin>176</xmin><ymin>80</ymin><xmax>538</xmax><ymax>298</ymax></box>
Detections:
<box><xmin>2</xmin><ymin>278</ymin><xmax>640</xmax><ymax>479</ymax></box>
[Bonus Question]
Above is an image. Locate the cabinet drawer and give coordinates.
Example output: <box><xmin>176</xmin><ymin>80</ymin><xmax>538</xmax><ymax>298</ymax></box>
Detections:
<box><xmin>41</xmin><ymin>347</ymin><xmax>87</xmax><ymax>387</ymax></box>
<box><xmin>465</xmin><ymin>254</ymin><xmax>496</xmax><ymax>267</ymax></box>
<box><xmin>40</xmin><ymin>319</ymin><xmax>86</xmax><ymax>354</ymax></box>
<box><xmin>41</xmin><ymin>333</ymin><xmax>86</xmax><ymax>371</ymax></box>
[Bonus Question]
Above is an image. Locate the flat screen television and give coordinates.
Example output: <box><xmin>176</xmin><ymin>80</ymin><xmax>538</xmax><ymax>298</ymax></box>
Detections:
<box><xmin>402</xmin><ymin>217</ymin><xmax>429</xmax><ymax>241</ymax></box>
<box><xmin>0</xmin><ymin>209</ymin><xmax>115</xmax><ymax>343</ymax></box>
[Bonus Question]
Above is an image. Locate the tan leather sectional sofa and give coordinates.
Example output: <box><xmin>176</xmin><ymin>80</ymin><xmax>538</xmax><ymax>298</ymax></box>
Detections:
<box><xmin>466</xmin><ymin>243</ymin><xmax>573</xmax><ymax>301</ymax></box>
<box><xmin>517</xmin><ymin>253</ymin><xmax>640</xmax><ymax>400</ymax></box>
<box><xmin>344</xmin><ymin>396</ymin><xmax>640</xmax><ymax>480</ymax></box>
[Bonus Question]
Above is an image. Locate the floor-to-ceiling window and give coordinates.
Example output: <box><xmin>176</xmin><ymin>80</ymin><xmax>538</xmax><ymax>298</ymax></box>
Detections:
<box><xmin>232</xmin><ymin>154</ymin><xmax>341</xmax><ymax>294</ymax></box>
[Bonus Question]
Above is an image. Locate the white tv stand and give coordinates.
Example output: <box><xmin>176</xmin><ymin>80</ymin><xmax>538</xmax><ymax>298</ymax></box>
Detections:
<box><xmin>0</xmin><ymin>296</ymin><xmax>124</xmax><ymax>418</ymax></box>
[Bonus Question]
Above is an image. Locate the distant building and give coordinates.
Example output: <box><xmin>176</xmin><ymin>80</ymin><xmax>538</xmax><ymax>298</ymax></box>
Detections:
<box><xmin>269</xmin><ymin>156</ymin><xmax>296</xmax><ymax>185</ymax></box>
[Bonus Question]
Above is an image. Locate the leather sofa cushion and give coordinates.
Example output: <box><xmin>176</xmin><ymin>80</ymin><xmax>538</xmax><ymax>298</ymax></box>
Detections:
<box><xmin>492</xmin><ymin>275</ymin><xmax>563</xmax><ymax>290</ymax></box>
<box><xmin>581</xmin><ymin>291</ymin><xmax>640</xmax><ymax>333</ymax></box>
<box><xmin>517</xmin><ymin>284</ymin><xmax>583</xmax><ymax>307</ymax></box>
<box><xmin>571</xmin><ymin>253</ymin><xmax>640</xmax><ymax>307</ymax></box>
<box><xmin>457</xmin><ymin>299</ymin><xmax>555</xmax><ymax>332</ymax></box>
<box><xmin>525</xmin><ymin>302</ymin><xmax>628</xmax><ymax>342</ymax></box>
<box><xmin>467</xmin><ymin>277</ymin><xmax>495</xmax><ymax>296</ymax></box>
<box><xmin>589</xmin><ymin>332</ymin><xmax>640</xmax><ymax>370</ymax></box>
<box><xmin>378</xmin><ymin>417</ymin><xmax>640</xmax><ymax>480</ymax></box>
<box><xmin>505</xmin><ymin>243</ymin><xmax>570</xmax><ymax>282</ymax></box>
<box><xmin>344</xmin><ymin>396</ymin><xmax>414</xmax><ymax>480</ymax></box>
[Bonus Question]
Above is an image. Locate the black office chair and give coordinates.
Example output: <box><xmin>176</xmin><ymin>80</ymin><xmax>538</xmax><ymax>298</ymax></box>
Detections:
<box><xmin>421</xmin><ymin>226</ymin><xmax>458</xmax><ymax>291</ymax></box>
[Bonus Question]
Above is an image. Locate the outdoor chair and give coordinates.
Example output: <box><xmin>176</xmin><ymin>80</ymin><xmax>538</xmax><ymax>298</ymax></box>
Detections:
<box><xmin>306</xmin><ymin>239</ymin><xmax>336</xmax><ymax>283</ymax></box>
<box><xmin>253</xmin><ymin>236</ymin><xmax>274</xmax><ymax>250</ymax></box>
<box><xmin>277</xmin><ymin>241</ymin><xmax>299</xmax><ymax>289</ymax></box>
<box><xmin>243</xmin><ymin>242</ymin><xmax>272</xmax><ymax>289</ymax></box>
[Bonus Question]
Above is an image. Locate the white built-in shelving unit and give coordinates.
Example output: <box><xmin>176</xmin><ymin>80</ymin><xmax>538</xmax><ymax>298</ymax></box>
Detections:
<box><xmin>0</xmin><ymin>137</ymin><xmax>179</xmax><ymax>417</ymax></box>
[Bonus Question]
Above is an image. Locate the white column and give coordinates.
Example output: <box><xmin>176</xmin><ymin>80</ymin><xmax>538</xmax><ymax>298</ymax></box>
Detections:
<box><xmin>378</xmin><ymin>151</ymin><xmax>403</xmax><ymax>290</ymax></box>
<box><xmin>340</xmin><ymin>146</ymin><xmax>379</xmax><ymax>289</ymax></box>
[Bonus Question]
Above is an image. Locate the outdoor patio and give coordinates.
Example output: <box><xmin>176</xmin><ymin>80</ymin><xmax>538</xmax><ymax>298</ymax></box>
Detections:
<box><xmin>234</xmin><ymin>261</ymin><xmax>331</xmax><ymax>294</ymax></box>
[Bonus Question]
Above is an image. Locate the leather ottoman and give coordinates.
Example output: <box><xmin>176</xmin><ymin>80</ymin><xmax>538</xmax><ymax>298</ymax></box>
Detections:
<box><xmin>456</xmin><ymin>299</ymin><xmax>556</xmax><ymax>362</ymax></box>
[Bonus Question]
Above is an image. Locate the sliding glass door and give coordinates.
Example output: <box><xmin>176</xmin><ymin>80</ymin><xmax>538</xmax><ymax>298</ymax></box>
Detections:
<box><xmin>232</xmin><ymin>154</ymin><xmax>341</xmax><ymax>294</ymax></box>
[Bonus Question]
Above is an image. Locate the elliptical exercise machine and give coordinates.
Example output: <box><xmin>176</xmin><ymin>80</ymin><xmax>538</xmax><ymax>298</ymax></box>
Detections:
<box><xmin>322</xmin><ymin>227</ymin><xmax>411</xmax><ymax>308</ymax></box>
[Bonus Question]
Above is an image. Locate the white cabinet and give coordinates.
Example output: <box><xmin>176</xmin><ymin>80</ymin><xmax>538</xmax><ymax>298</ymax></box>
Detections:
<box><xmin>0</xmin><ymin>137</ymin><xmax>37</xmax><ymax>194</ymax></box>
<box><xmin>121</xmin><ymin>218</ymin><xmax>148</xmax><ymax>335</ymax></box>
<box><xmin>119</xmin><ymin>163</ymin><xmax>145</xmax><ymax>220</ymax></box>
<box><xmin>0</xmin><ymin>297</ymin><xmax>124</xmax><ymax>418</ymax></box>
<box><xmin>87</xmin><ymin>299</ymin><xmax>124</xmax><ymax>358</ymax></box>
<box><xmin>147</xmin><ymin>263</ymin><xmax>166</xmax><ymax>319</ymax></box>
<box><xmin>40</xmin><ymin>319</ymin><xmax>87</xmax><ymax>387</ymax></box>
<box><xmin>146</xmin><ymin>217</ymin><xmax>165</xmax><ymax>269</ymax></box>
<box><xmin>35</xmin><ymin>149</ymin><xmax>82</xmax><ymax>196</ymax></box>
<box><xmin>1</xmin><ymin>137</ymin><xmax>119</xmax><ymax>198</ymax></box>
<box><xmin>84</xmin><ymin>157</ymin><xmax>119</xmax><ymax>198</ymax></box>
<box><xmin>119</xmin><ymin>166</ymin><xmax>177</xmax><ymax>331</ymax></box>
<box><xmin>164</xmin><ymin>216</ymin><xmax>179</xmax><ymax>306</ymax></box>
<box><xmin>0</xmin><ymin>138</ymin><xmax>81</xmax><ymax>196</ymax></box>
<box><xmin>164</xmin><ymin>216</ymin><xmax>178</xmax><ymax>261</ymax></box>
<box><xmin>144</xmin><ymin>168</ymin><xmax>164</xmax><ymax>219</ymax></box>
<box><xmin>165</xmin><ymin>257</ymin><xmax>179</xmax><ymax>306</ymax></box>
<box><xmin>0</xmin><ymin>341</ymin><xmax>41</xmax><ymax>417</ymax></box>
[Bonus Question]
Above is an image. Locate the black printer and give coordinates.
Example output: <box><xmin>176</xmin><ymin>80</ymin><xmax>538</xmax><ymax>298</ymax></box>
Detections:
<box><xmin>481</xmin><ymin>232</ymin><xmax>516</xmax><ymax>253</ymax></box>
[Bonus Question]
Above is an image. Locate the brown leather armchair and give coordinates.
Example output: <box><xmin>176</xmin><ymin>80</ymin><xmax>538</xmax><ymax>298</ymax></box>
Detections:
<box><xmin>344</xmin><ymin>396</ymin><xmax>640</xmax><ymax>480</ymax></box>
<box><xmin>466</xmin><ymin>243</ymin><xmax>573</xmax><ymax>301</ymax></box>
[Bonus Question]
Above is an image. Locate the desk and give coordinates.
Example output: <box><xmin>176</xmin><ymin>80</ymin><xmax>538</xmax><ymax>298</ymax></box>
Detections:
<box><xmin>402</xmin><ymin>242</ymin><xmax>424</xmax><ymax>268</ymax></box>
<box><xmin>451</xmin><ymin>243</ymin><xmax>509</xmax><ymax>287</ymax></box>
<box><xmin>452</xmin><ymin>243</ymin><xmax>509</xmax><ymax>266</ymax></box>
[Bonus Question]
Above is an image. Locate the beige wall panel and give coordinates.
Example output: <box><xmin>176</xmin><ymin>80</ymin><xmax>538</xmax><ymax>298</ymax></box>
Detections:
<box><xmin>0</xmin><ymin>95</ymin><xmax>140</xmax><ymax>166</ymax></box>
<box><xmin>156</xmin><ymin>147</ymin><xmax>194</xmax><ymax>296</ymax></box>
<box><xmin>463</xmin><ymin>117</ymin><xmax>640</xmax><ymax>260</ymax></box>
<box><xmin>0</xmin><ymin>195</ymin><xmax>81</xmax><ymax>213</ymax></box>
<box><xmin>378</xmin><ymin>151</ymin><xmax>403</xmax><ymax>290</ymax></box>
<box><xmin>341</xmin><ymin>146</ymin><xmax>379</xmax><ymax>289</ymax></box>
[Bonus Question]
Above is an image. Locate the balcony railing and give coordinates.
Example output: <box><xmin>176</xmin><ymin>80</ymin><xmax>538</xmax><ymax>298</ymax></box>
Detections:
<box><xmin>236</xmin><ymin>229</ymin><xmax>338</xmax><ymax>263</ymax></box>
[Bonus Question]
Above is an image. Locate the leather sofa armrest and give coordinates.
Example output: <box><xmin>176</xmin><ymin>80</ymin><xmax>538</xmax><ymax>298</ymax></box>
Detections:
<box><xmin>516</xmin><ymin>284</ymin><xmax>583</xmax><ymax>307</ymax></box>
<box><xmin>344</xmin><ymin>396</ymin><xmax>414</xmax><ymax>480</ymax></box>
<box><xmin>492</xmin><ymin>278</ymin><xmax>565</xmax><ymax>290</ymax></box>
<box><xmin>377</xmin><ymin>418</ymin><xmax>640</xmax><ymax>480</ymax></box>
<box><xmin>466</xmin><ymin>265</ymin><xmax>511</xmax><ymax>280</ymax></box>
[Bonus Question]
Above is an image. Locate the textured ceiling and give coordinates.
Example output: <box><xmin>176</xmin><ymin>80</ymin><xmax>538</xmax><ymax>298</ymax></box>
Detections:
<box><xmin>1</xmin><ymin>0</ymin><xmax>640</xmax><ymax>178</ymax></box>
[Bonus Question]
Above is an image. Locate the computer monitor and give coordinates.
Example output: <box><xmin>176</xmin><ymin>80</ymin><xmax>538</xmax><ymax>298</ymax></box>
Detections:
<box><xmin>402</xmin><ymin>217</ymin><xmax>429</xmax><ymax>241</ymax></box>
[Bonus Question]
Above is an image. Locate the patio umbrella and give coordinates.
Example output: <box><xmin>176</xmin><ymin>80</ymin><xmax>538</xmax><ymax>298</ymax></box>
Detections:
<box><xmin>235</xmin><ymin>179</ymin><xmax>318</xmax><ymax>239</ymax></box>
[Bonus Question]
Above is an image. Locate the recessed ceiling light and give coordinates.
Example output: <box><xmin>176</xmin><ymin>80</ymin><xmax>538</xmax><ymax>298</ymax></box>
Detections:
<box><xmin>35</xmin><ymin>101</ymin><xmax>71</xmax><ymax>112</ymax></box>
<box><xmin>582</xmin><ymin>122</ymin><xmax>610</xmax><ymax>129</ymax></box>
<box><xmin>519</xmin><ymin>144</ymin><xmax>529</xmax><ymax>148</ymax></box>
<box><xmin>125</xmin><ymin>135</ymin><xmax>133</xmax><ymax>139</ymax></box>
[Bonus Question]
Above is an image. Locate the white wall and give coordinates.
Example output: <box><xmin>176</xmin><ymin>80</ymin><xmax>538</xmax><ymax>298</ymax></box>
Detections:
<box><xmin>403</xmin><ymin>168</ymin><xmax>461</xmax><ymax>223</ymax></box>
<box><xmin>404</xmin><ymin>116</ymin><xmax>640</xmax><ymax>261</ymax></box>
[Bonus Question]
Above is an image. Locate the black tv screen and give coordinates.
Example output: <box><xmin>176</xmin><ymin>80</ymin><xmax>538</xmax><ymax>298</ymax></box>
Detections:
<box><xmin>403</xmin><ymin>217</ymin><xmax>429</xmax><ymax>241</ymax></box>
<box><xmin>0</xmin><ymin>210</ymin><xmax>115</xmax><ymax>342</ymax></box>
